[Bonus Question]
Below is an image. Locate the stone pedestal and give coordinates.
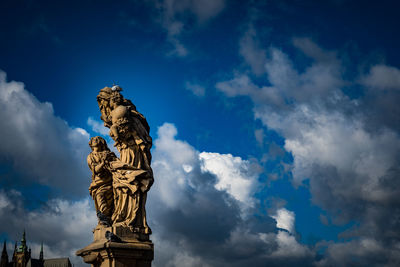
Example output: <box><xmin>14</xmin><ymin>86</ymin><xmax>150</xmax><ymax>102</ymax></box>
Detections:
<box><xmin>76</xmin><ymin>226</ymin><xmax>153</xmax><ymax>267</ymax></box>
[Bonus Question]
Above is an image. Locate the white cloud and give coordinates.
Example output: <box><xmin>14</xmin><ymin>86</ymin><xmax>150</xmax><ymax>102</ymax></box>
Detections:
<box><xmin>0</xmin><ymin>71</ymin><xmax>90</xmax><ymax>197</ymax></box>
<box><xmin>361</xmin><ymin>64</ymin><xmax>400</xmax><ymax>90</ymax></box>
<box><xmin>271</xmin><ymin>208</ymin><xmax>295</xmax><ymax>234</ymax></box>
<box><xmin>151</xmin><ymin>123</ymin><xmax>198</xmax><ymax>208</ymax></box>
<box><xmin>199</xmin><ymin>152</ymin><xmax>260</xmax><ymax>206</ymax></box>
<box><xmin>0</xmin><ymin>193</ymin><xmax>9</xmax><ymax>210</ymax></box>
<box><xmin>148</xmin><ymin>123</ymin><xmax>314</xmax><ymax>266</ymax></box>
<box><xmin>271</xmin><ymin>231</ymin><xmax>311</xmax><ymax>259</ymax></box>
<box><xmin>152</xmin><ymin>123</ymin><xmax>261</xmax><ymax>210</ymax></box>
<box><xmin>258</xmin><ymin>105</ymin><xmax>400</xmax><ymax>199</ymax></box>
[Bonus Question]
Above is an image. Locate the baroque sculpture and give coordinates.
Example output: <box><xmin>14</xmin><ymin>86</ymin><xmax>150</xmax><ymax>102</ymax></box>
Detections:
<box><xmin>77</xmin><ymin>86</ymin><xmax>154</xmax><ymax>267</ymax></box>
<box><xmin>89</xmin><ymin>85</ymin><xmax>153</xmax><ymax>234</ymax></box>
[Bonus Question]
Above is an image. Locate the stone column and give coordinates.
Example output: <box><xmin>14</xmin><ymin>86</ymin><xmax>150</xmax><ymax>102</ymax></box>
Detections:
<box><xmin>76</xmin><ymin>226</ymin><xmax>154</xmax><ymax>267</ymax></box>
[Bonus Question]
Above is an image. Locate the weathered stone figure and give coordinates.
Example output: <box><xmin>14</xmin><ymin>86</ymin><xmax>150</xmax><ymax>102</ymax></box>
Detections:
<box><xmin>96</xmin><ymin>86</ymin><xmax>154</xmax><ymax>234</ymax></box>
<box><xmin>77</xmin><ymin>86</ymin><xmax>154</xmax><ymax>267</ymax></box>
<box><xmin>87</xmin><ymin>136</ymin><xmax>116</xmax><ymax>227</ymax></box>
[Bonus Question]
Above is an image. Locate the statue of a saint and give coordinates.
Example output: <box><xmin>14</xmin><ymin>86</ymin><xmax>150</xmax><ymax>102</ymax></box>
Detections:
<box><xmin>88</xmin><ymin>136</ymin><xmax>116</xmax><ymax>227</ymax></box>
<box><xmin>88</xmin><ymin>86</ymin><xmax>153</xmax><ymax>235</ymax></box>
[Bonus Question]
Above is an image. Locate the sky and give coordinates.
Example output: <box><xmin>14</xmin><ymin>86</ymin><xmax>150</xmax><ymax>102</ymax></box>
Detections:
<box><xmin>0</xmin><ymin>0</ymin><xmax>400</xmax><ymax>266</ymax></box>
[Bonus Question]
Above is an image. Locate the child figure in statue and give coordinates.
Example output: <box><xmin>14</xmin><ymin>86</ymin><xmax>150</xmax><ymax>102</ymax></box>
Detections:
<box><xmin>87</xmin><ymin>136</ymin><xmax>117</xmax><ymax>227</ymax></box>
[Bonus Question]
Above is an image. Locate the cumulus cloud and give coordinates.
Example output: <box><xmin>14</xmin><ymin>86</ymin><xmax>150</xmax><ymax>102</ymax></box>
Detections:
<box><xmin>199</xmin><ymin>152</ymin><xmax>260</xmax><ymax>207</ymax></box>
<box><xmin>272</xmin><ymin>208</ymin><xmax>295</xmax><ymax>234</ymax></box>
<box><xmin>147</xmin><ymin>123</ymin><xmax>312</xmax><ymax>266</ymax></box>
<box><xmin>0</xmin><ymin>71</ymin><xmax>90</xmax><ymax>198</ymax></box>
<box><xmin>270</xmin><ymin>231</ymin><xmax>312</xmax><ymax>259</ymax></box>
<box><xmin>216</xmin><ymin>38</ymin><xmax>400</xmax><ymax>265</ymax></box>
<box><xmin>151</xmin><ymin>0</ymin><xmax>225</xmax><ymax>56</ymax></box>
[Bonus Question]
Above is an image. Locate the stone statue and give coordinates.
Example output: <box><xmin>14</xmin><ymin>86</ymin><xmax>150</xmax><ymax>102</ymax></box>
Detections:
<box><xmin>77</xmin><ymin>86</ymin><xmax>154</xmax><ymax>267</ymax></box>
<box><xmin>88</xmin><ymin>86</ymin><xmax>154</xmax><ymax>235</ymax></box>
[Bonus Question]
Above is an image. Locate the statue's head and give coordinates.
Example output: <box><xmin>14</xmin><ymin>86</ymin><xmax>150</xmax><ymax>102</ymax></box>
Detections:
<box><xmin>110</xmin><ymin>92</ymin><xmax>123</xmax><ymax>107</ymax></box>
<box><xmin>89</xmin><ymin>136</ymin><xmax>108</xmax><ymax>151</ymax></box>
<box><xmin>97</xmin><ymin>87</ymin><xmax>112</xmax><ymax>101</ymax></box>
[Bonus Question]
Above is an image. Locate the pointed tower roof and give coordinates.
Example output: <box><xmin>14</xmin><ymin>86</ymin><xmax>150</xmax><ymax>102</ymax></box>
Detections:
<box><xmin>1</xmin><ymin>241</ymin><xmax>7</xmax><ymax>257</ymax></box>
<box><xmin>39</xmin><ymin>242</ymin><xmax>43</xmax><ymax>261</ymax></box>
<box><xmin>0</xmin><ymin>241</ymin><xmax>8</xmax><ymax>267</ymax></box>
<box><xmin>22</xmin><ymin>230</ymin><xmax>26</xmax><ymax>243</ymax></box>
<box><xmin>18</xmin><ymin>230</ymin><xmax>27</xmax><ymax>253</ymax></box>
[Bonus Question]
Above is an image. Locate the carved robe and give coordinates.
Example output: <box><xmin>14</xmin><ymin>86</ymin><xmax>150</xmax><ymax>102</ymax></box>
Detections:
<box><xmin>87</xmin><ymin>150</ymin><xmax>116</xmax><ymax>219</ymax></box>
<box><xmin>109</xmin><ymin>104</ymin><xmax>153</xmax><ymax>233</ymax></box>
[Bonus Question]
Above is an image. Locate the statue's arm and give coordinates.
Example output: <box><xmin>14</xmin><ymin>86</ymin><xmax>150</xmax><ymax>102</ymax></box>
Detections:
<box><xmin>87</xmin><ymin>155</ymin><xmax>94</xmax><ymax>172</ymax></box>
<box><xmin>87</xmin><ymin>154</ymin><xmax>104</xmax><ymax>174</ymax></box>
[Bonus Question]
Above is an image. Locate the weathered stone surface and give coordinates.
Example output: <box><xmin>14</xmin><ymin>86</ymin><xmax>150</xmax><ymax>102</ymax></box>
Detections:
<box><xmin>77</xmin><ymin>86</ymin><xmax>154</xmax><ymax>266</ymax></box>
<box><xmin>76</xmin><ymin>240</ymin><xmax>153</xmax><ymax>267</ymax></box>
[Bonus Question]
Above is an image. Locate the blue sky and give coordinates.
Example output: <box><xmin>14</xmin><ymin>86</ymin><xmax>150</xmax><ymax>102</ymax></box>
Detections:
<box><xmin>1</xmin><ymin>0</ymin><xmax>400</xmax><ymax>266</ymax></box>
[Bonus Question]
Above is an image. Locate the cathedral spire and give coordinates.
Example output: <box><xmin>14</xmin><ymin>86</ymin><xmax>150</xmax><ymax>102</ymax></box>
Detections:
<box><xmin>39</xmin><ymin>241</ymin><xmax>43</xmax><ymax>261</ymax></box>
<box><xmin>22</xmin><ymin>230</ymin><xmax>26</xmax><ymax>245</ymax></box>
<box><xmin>0</xmin><ymin>241</ymin><xmax>8</xmax><ymax>267</ymax></box>
<box><xmin>19</xmin><ymin>230</ymin><xmax>27</xmax><ymax>252</ymax></box>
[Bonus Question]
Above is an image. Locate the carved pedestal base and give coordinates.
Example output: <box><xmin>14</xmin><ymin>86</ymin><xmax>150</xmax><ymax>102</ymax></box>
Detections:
<box><xmin>76</xmin><ymin>226</ymin><xmax>153</xmax><ymax>267</ymax></box>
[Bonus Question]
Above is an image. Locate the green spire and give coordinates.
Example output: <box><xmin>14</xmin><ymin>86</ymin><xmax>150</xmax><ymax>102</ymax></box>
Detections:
<box><xmin>18</xmin><ymin>230</ymin><xmax>27</xmax><ymax>252</ymax></box>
